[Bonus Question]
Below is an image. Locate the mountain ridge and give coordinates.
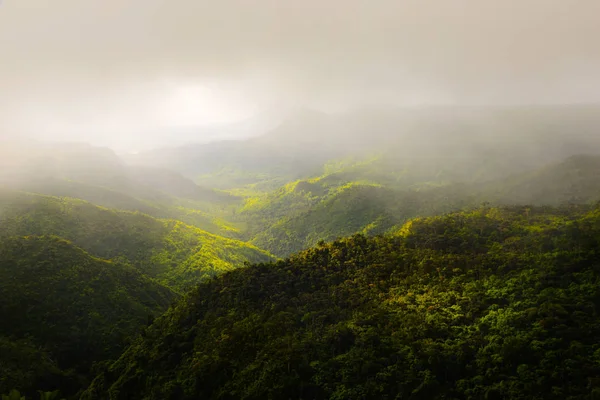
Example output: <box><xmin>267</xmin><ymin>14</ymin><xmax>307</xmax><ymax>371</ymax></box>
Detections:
<box><xmin>0</xmin><ymin>190</ymin><xmax>274</xmax><ymax>291</ymax></box>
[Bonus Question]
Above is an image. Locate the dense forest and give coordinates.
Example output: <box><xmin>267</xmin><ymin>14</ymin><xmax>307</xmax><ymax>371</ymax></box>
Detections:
<box><xmin>0</xmin><ymin>191</ymin><xmax>273</xmax><ymax>291</ymax></box>
<box><xmin>2</xmin><ymin>106</ymin><xmax>600</xmax><ymax>399</ymax></box>
<box><xmin>83</xmin><ymin>205</ymin><xmax>600</xmax><ymax>399</ymax></box>
<box><xmin>0</xmin><ymin>236</ymin><xmax>176</xmax><ymax>397</ymax></box>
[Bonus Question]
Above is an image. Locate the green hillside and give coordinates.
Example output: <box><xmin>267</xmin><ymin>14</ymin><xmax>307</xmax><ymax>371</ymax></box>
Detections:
<box><xmin>0</xmin><ymin>191</ymin><xmax>274</xmax><ymax>291</ymax></box>
<box><xmin>14</xmin><ymin>177</ymin><xmax>242</xmax><ymax>238</ymax></box>
<box><xmin>3</xmin><ymin>107</ymin><xmax>600</xmax><ymax>399</ymax></box>
<box><xmin>238</xmin><ymin>168</ymin><xmax>476</xmax><ymax>256</ymax></box>
<box><xmin>0</xmin><ymin>141</ymin><xmax>233</xmax><ymax>206</ymax></box>
<box><xmin>83</xmin><ymin>205</ymin><xmax>600</xmax><ymax>400</ymax></box>
<box><xmin>237</xmin><ymin>153</ymin><xmax>600</xmax><ymax>257</ymax></box>
<box><xmin>0</xmin><ymin>140</ymin><xmax>242</xmax><ymax>237</ymax></box>
<box><xmin>130</xmin><ymin>105</ymin><xmax>600</xmax><ymax>189</ymax></box>
<box><xmin>0</xmin><ymin>236</ymin><xmax>177</xmax><ymax>397</ymax></box>
<box><xmin>248</xmin><ymin>183</ymin><xmax>469</xmax><ymax>257</ymax></box>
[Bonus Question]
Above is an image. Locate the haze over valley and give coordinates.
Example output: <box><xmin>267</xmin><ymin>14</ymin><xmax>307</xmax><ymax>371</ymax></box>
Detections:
<box><xmin>2</xmin><ymin>1</ymin><xmax>600</xmax><ymax>399</ymax></box>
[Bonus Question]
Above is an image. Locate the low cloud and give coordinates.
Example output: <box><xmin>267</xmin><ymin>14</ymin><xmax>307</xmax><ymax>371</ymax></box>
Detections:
<box><xmin>1</xmin><ymin>0</ymin><xmax>599</xmax><ymax>149</ymax></box>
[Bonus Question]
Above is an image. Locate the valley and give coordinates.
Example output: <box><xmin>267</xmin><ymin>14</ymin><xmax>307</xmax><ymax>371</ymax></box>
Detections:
<box><xmin>2</xmin><ymin>105</ymin><xmax>600</xmax><ymax>399</ymax></box>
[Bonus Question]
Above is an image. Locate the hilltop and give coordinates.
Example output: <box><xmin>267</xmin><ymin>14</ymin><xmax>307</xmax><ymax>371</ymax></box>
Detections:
<box><xmin>83</xmin><ymin>205</ymin><xmax>600</xmax><ymax>400</ymax></box>
<box><xmin>0</xmin><ymin>191</ymin><xmax>274</xmax><ymax>291</ymax></box>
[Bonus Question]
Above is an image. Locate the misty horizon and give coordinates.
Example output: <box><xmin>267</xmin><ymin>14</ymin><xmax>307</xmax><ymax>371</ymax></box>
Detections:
<box><xmin>3</xmin><ymin>102</ymin><xmax>600</xmax><ymax>154</ymax></box>
<box><xmin>1</xmin><ymin>0</ymin><xmax>600</xmax><ymax>151</ymax></box>
<box><xmin>3</xmin><ymin>2</ymin><xmax>600</xmax><ymax>398</ymax></box>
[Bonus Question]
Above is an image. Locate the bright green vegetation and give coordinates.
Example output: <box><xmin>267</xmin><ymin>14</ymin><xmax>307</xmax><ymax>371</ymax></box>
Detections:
<box><xmin>0</xmin><ymin>191</ymin><xmax>274</xmax><ymax>291</ymax></box>
<box><xmin>0</xmin><ymin>141</ymin><xmax>242</xmax><ymax>237</ymax></box>
<box><xmin>0</xmin><ymin>175</ymin><xmax>272</xmax><ymax>398</ymax></box>
<box><xmin>3</xmin><ymin>106</ymin><xmax>600</xmax><ymax>399</ymax></box>
<box><xmin>121</xmin><ymin>105</ymin><xmax>600</xmax><ymax>257</ymax></box>
<box><xmin>236</xmin><ymin>154</ymin><xmax>600</xmax><ymax>257</ymax></box>
<box><xmin>0</xmin><ymin>236</ymin><xmax>176</xmax><ymax>398</ymax></box>
<box><xmin>15</xmin><ymin>178</ymin><xmax>242</xmax><ymax>238</ymax></box>
<box><xmin>246</xmin><ymin>181</ymin><xmax>472</xmax><ymax>257</ymax></box>
<box><xmin>83</xmin><ymin>205</ymin><xmax>600</xmax><ymax>399</ymax></box>
<box><xmin>6</xmin><ymin>123</ymin><xmax>600</xmax><ymax>260</ymax></box>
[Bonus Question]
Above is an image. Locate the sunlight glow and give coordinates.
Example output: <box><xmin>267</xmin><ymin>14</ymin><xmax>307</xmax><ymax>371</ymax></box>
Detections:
<box><xmin>161</xmin><ymin>83</ymin><xmax>257</xmax><ymax>126</ymax></box>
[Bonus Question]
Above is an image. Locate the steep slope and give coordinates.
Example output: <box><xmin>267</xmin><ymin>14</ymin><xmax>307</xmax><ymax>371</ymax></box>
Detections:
<box><xmin>13</xmin><ymin>177</ymin><xmax>242</xmax><ymax>238</ymax></box>
<box><xmin>249</xmin><ymin>183</ymin><xmax>398</xmax><ymax>256</ymax></box>
<box><xmin>0</xmin><ymin>191</ymin><xmax>274</xmax><ymax>291</ymax></box>
<box><xmin>0</xmin><ymin>236</ymin><xmax>177</xmax><ymax>397</ymax></box>
<box><xmin>240</xmin><ymin>173</ymin><xmax>475</xmax><ymax>257</ymax></box>
<box><xmin>84</xmin><ymin>205</ymin><xmax>600</xmax><ymax>400</ymax></box>
<box><xmin>239</xmin><ymin>152</ymin><xmax>600</xmax><ymax>257</ymax></box>
<box><xmin>0</xmin><ymin>140</ymin><xmax>241</xmax><ymax>236</ymax></box>
<box><xmin>13</xmin><ymin>177</ymin><xmax>162</xmax><ymax>215</ymax></box>
<box><xmin>249</xmin><ymin>183</ymin><xmax>472</xmax><ymax>256</ymax></box>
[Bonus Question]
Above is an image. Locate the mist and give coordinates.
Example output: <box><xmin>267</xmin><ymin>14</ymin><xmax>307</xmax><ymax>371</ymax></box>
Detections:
<box><xmin>1</xmin><ymin>0</ymin><xmax>600</xmax><ymax>151</ymax></box>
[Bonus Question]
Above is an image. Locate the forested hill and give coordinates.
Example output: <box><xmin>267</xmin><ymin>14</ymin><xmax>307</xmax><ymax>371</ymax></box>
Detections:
<box><xmin>241</xmin><ymin>179</ymin><xmax>474</xmax><ymax>257</ymax></box>
<box><xmin>0</xmin><ymin>236</ymin><xmax>177</xmax><ymax>398</ymax></box>
<box><xmin>0</xmin><ymin>140</ymin><xmax>241</xmax><ymax>237</ymax></box>
<box><xmin>84</xmin><ymin>205</ymin><xmax>600</xmax><ymax>400</ymax></box>
<box><xmin>235</xmin><ymin>154</ymin><xmax>600</xmax><ymax>257</ymax></box>
<box><xmin>0</xmin><ymin>191</ymin><xmax>274</xmax><ymax>291</ymax></box>
<box><xmin>0</xmin><ymin>192</ymin><xmax>272</xmax><ymax>398</ymax></box>
<box><xmin>3</xmin><ymin>106</ymin><xmax>600</xmax><ymax>399</ymax></box>
<box><xmin>128</xmin><ymin>105</ymin><xmax>600</xmax><ymax>189</ymax></box>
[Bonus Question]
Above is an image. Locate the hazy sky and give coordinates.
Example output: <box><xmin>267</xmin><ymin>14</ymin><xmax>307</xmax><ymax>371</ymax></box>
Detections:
<box><xmin>1</xmin><ymin>0</ymin><xmax>599</xmax><ymax>150</ymax></box>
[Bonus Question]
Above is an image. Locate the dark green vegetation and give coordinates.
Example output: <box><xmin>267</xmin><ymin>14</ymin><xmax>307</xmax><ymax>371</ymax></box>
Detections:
<box><xmin>0</xmin><ymin>191</ymin><xmax>271</xmax><ymax>397</ymax></box>
<box><xmin>234</xmin><ymin>153</ymin><xmax>600</xmax><ymax>257</ymax></box>
<box><xmin>0</xmin><ymin>191</ymin><xmax>274</xmax><ymax>291</ymax></box>
<box><xmin>0</xmin><ymin>236</ymin><xmax>176</xmax><ymax>397</ymax></box>
<box><xmin>126</xmin><ymin>106</ymin><xmax>600</xmax><ymax>257</ymax></box>
<box><xmin>3</xmin><ymin>105</ymin><xmax>600</xmax><ymax>399</ymax></box>
<box><xmin>5</xmin><ymin>106</ymin><xmax>600</xmax><ymax>258</ymax></box>
<box><xmin>1</xmin><ymin>389</ymin><xmax>65</xmax><ymax>400</ymax></box>
<box><xmin>83</xmin><ymin>205</ymin><xmax>600</xmax><ymax>399</ymax></box>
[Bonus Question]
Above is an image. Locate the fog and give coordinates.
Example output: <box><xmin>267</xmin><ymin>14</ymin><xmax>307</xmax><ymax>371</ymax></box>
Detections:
<box><xmin>1</xmin><ymin>0</ymin><xmax>600</xmax><ymax>151</ymax></box>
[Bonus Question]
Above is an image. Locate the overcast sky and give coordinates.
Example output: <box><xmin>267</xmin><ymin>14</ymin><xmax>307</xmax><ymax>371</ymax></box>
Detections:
<box><xmin>1</xmin><ymin>0</ymin><xmax>599</xmax><ymax>150</ymax></box>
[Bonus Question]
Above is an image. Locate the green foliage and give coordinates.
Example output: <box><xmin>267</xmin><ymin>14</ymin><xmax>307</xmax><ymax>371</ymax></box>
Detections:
<box><xmin>240</xmin><ymin>173</ymin><xmax>474</xmax><ymax>257</ymax></box>
<box><xmin>83</xmin><ymin>205</ymin><xmax>600</xmax><ymax>399</ymax></box>
<box><xmin>0</xmin><ymin>191</ymin><xmax>269</xmax><ymax>397</ymax></box>
<box><xmin>5</xmin><ymin>119</ymin><xmax>600</xmax><ymax>399</ymax></box>
<box><xmin>235</xmin><ymin>153</ymin><xmax>600</xmax><ymax>257</ymax></box>
<box><xmin>13</xmin><ymin>177</ymin><xmax>242</xmax><ymax>238</ymax></box>
<box><xmin>0</xmin><ymin>337</ymin><xmax>75</xmax><ymax>398</ymax></box>
<box><xmin>0</xmin><ymin>236</ymin><xmax>176</xmax><ymax>397</ymax></box>
<box><xmin>0</xmin><ymin>191</ymin><xmax>274</xmax><ymax>291</ymax></box>
<box><xmin>0</xmin><ymin>140</ymin><xmax>243</xmax><ymax>236</ymax></box>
